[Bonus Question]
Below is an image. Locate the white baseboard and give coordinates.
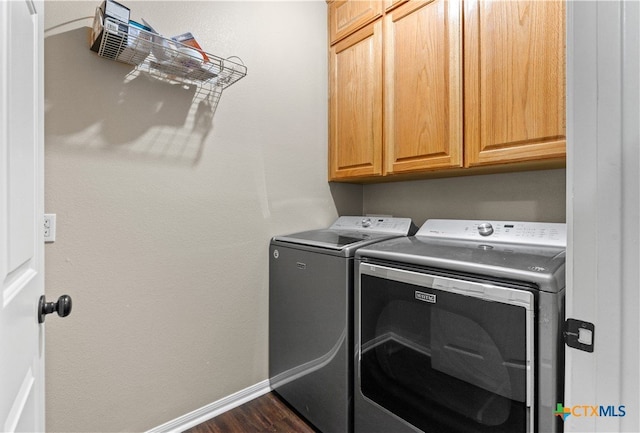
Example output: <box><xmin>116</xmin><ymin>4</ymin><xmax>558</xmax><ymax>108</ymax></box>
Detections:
<box><xmin>146</xmin><ymin>380</ymin><xmax>272</xmax><ymax>433</ymax></box>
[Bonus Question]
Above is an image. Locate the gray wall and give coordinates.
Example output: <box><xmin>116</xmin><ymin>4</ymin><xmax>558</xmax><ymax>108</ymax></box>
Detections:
<box><xmin>43</xmin><ymin>1</ymin><xmax>565</xmax><ymax>432</ymax></box>
<box><xmin>43</xmin><ymin>2</ymin><xmax>359</xmax><ymax>431</ymax></box>
<box><xmin>363</xmin><ymin>169</ymin><xmax>566</xmax><ymax>225</ymax></box>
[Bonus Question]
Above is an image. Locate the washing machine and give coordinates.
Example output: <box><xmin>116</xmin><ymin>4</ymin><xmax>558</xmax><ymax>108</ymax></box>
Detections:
<box><xmin>269</xmin><ymin>216</ymin><xmax>417</xmax><ymax>433</ymax></box>
<box><xmin>354</xmin><ymin>219</ymin><xmax>567</xmax><ymax>433</ymax></box>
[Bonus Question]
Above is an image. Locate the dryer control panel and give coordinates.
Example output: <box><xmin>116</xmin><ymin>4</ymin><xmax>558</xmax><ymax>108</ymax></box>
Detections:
<box><xmin>330</xmin><ymin>216</ymin><xmax>417</xmax><ymax>235</ymax></box>
<box><xmin>417</xmin><ymin>219</ymin><xmax>566</xmax><ymax>248</ymax></box>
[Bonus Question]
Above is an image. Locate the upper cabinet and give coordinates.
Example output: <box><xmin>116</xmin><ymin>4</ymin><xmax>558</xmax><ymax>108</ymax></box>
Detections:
<box><xmin>464</xmin><ymin>0</ymin><xmax>566</xmax><ymax>167</ymax></box>
<box><xmin>384</xmin><ymin>0</ymin><xmax>409</xmax><ymax>12</ymax></box>
<box><xmin>328</xmin><ymin>0</ymin><xmax>566</xmax><ymax>182</ymax></box>
<box><xmin>384</xmin><ymin>0</ymin><xmax>462</xmax><ymax>174</ymax></box>
<box><xmin>329</xmin><ymin>0</ymin><xmax>383</xmax><ymax>44</ymax></box>
<box><xmin>329</xmin><ymin>21</ymin><xmax>383</xmax><ymax>179</ymax></box>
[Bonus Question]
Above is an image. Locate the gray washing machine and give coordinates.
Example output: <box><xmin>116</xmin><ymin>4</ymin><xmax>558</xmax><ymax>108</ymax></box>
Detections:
<box><xmin>354</xmin><ymin>219</ymin><xmax>567</xmax><ymax>433</ymax></box>
<box><xmin>269</xmin><ymin>216</ymin><xmax>417</xmax><ymax>433</ymax></box>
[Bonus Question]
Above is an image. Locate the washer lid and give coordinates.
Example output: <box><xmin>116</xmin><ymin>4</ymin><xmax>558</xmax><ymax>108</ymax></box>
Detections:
<box><xmin>273</xmin><ymin>216</ymin><xmax>417</xmax><ymax>252</ymax></box>
<box><xmin>274</xmin><ymin>229</ymin><xmax>393</xmax><ymax>251</ymax></box>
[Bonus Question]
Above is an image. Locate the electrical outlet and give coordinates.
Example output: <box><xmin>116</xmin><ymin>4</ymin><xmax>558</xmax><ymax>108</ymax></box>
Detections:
<box><xmin>44</xmin><ymin>214</ymin><xmax>56</xmax><ymax>243</ymax></box>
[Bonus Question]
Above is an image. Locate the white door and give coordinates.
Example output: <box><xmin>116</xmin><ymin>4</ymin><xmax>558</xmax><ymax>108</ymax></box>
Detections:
<box><xmin>0</xmin><ymin>0</ymin><xmax>46</xmax><ymax>431</ymax></box>
<box><xmin>566</xmin><ymin>1</ymin><xmax>639</xmax><ymax>432</ymax></box>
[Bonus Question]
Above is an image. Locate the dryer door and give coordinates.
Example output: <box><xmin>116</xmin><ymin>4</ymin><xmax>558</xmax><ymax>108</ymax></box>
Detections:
<box><xmin>358</xmin><ymin>263</ymin><xmax>535</xmax><ymax>433</ymax></box>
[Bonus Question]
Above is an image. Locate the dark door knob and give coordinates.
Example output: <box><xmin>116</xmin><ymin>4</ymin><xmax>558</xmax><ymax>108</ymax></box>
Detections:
<box><xmin>38</xmin><ymin>294</ymin><xmax>72</xmax><ymax>323</ymax></box>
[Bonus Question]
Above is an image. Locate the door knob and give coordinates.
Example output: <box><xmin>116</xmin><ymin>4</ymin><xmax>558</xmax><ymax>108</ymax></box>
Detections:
<box><xmin>38</xmin><ymin>294</ymin><xmax>72</xmax><ymax>323</ymax></box>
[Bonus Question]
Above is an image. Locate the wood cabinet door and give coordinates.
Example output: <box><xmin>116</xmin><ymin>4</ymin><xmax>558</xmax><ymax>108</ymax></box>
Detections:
<box><xmin>329</xmin><ymin>21</ymin><xmax>383</xmax><ymax>180</ymax></box>
<box><xmin>384</xmin><ymin>0</ymin><xmax>463</xmax><ymax>174</ymax></box>
<box><xmin>464</xmin><ymin>0</ymin><xmax>566</xmax><ymax>167</ymax></box>
<box><xmin>329</xmin><ymin>0</ymin><xmax>383</xmax><ymax>45</ymax></box>
<box><xmin>384</xmin><ymin>0</ymin><xmax>408</xmax><ymax>12</ymax></box>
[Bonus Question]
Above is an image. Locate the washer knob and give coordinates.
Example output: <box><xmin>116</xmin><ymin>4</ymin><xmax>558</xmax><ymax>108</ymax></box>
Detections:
<box><xmin>478</xmin><ymin>222</ymin><xmax>494</xmax><ymax>236</ymax></box>
<box><xmin>361</xmin><ymin>218</ymin><xmax>372</xmax><ymax>228</ymax></box>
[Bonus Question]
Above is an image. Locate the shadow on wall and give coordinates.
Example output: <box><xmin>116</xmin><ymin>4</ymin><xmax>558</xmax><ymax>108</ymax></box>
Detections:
<box><xmin>329</xmin><ymin>182</ymin><xmax>364</xmax><ymax>216</ymax></box>
<box><xmin>45</xmin><ymin>27</ymin><xmax>216</xmax><ymax>165</ymax></box>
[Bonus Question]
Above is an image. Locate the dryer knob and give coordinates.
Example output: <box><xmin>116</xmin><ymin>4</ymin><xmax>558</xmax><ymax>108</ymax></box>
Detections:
<box><xmin>478</xmin><ymin>222</ymin><xmax>494</xmax><ymax>236</ymax></box>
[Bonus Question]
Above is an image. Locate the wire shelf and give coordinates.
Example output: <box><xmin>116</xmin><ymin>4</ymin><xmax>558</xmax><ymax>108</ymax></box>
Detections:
<box><xmin>91</xmin><ymin>8</ymin><xmax>247</xmax><ymax>99</ymax></box>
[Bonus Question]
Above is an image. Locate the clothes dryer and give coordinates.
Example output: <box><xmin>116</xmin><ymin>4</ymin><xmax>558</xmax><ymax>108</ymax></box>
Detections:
<box><xmin>354</xmin><ymin>219</ymin><xmax>566</xmax><ymax>433</ymax></box>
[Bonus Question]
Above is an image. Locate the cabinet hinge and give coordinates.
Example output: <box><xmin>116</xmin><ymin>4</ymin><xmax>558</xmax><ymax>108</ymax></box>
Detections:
<box><xmin>563</xmin><ymin>318</ymin><xmax>595</xmax><ymax>353</ymax></box>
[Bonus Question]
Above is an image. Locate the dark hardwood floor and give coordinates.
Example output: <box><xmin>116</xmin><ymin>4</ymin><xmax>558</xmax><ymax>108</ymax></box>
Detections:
<box><xmin>184</xmin><ymin>392</ymin><xmax>318</xmax><ymax>433</ymax></box>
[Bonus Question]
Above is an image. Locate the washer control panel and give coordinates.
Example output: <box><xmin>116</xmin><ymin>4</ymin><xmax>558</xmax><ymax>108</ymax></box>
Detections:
<box><xmin>330</xmin><ymin>216</ymin><xmax>416</xmax><ymax>235</ymax></box>
<box><xmin>417</xmin><ymin>219</ymin><xmax>566</xmax><ymax>247</ymax></box>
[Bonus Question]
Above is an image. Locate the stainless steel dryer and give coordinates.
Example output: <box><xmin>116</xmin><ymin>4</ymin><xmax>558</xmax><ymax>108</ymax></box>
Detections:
<box><xmin>354</xmin><ymin>219</ymin><xmax>567</xmax><ymax>433</ymax></box>
<box><xmin>269</xmin><ymin>216</ymin><xmax>417</xmax><ymax>433</ymax></box>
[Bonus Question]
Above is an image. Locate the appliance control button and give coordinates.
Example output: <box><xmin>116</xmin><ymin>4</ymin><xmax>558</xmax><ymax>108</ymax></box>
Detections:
<box><xmin>361</xmin><ymin>218</ymin><xmax>372</xmax><ymax>228</ymax></box>
<box><xmin>478</xmin><ymin>222</ymin><xmax>494</xmax><ymax>236</ymax></box>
